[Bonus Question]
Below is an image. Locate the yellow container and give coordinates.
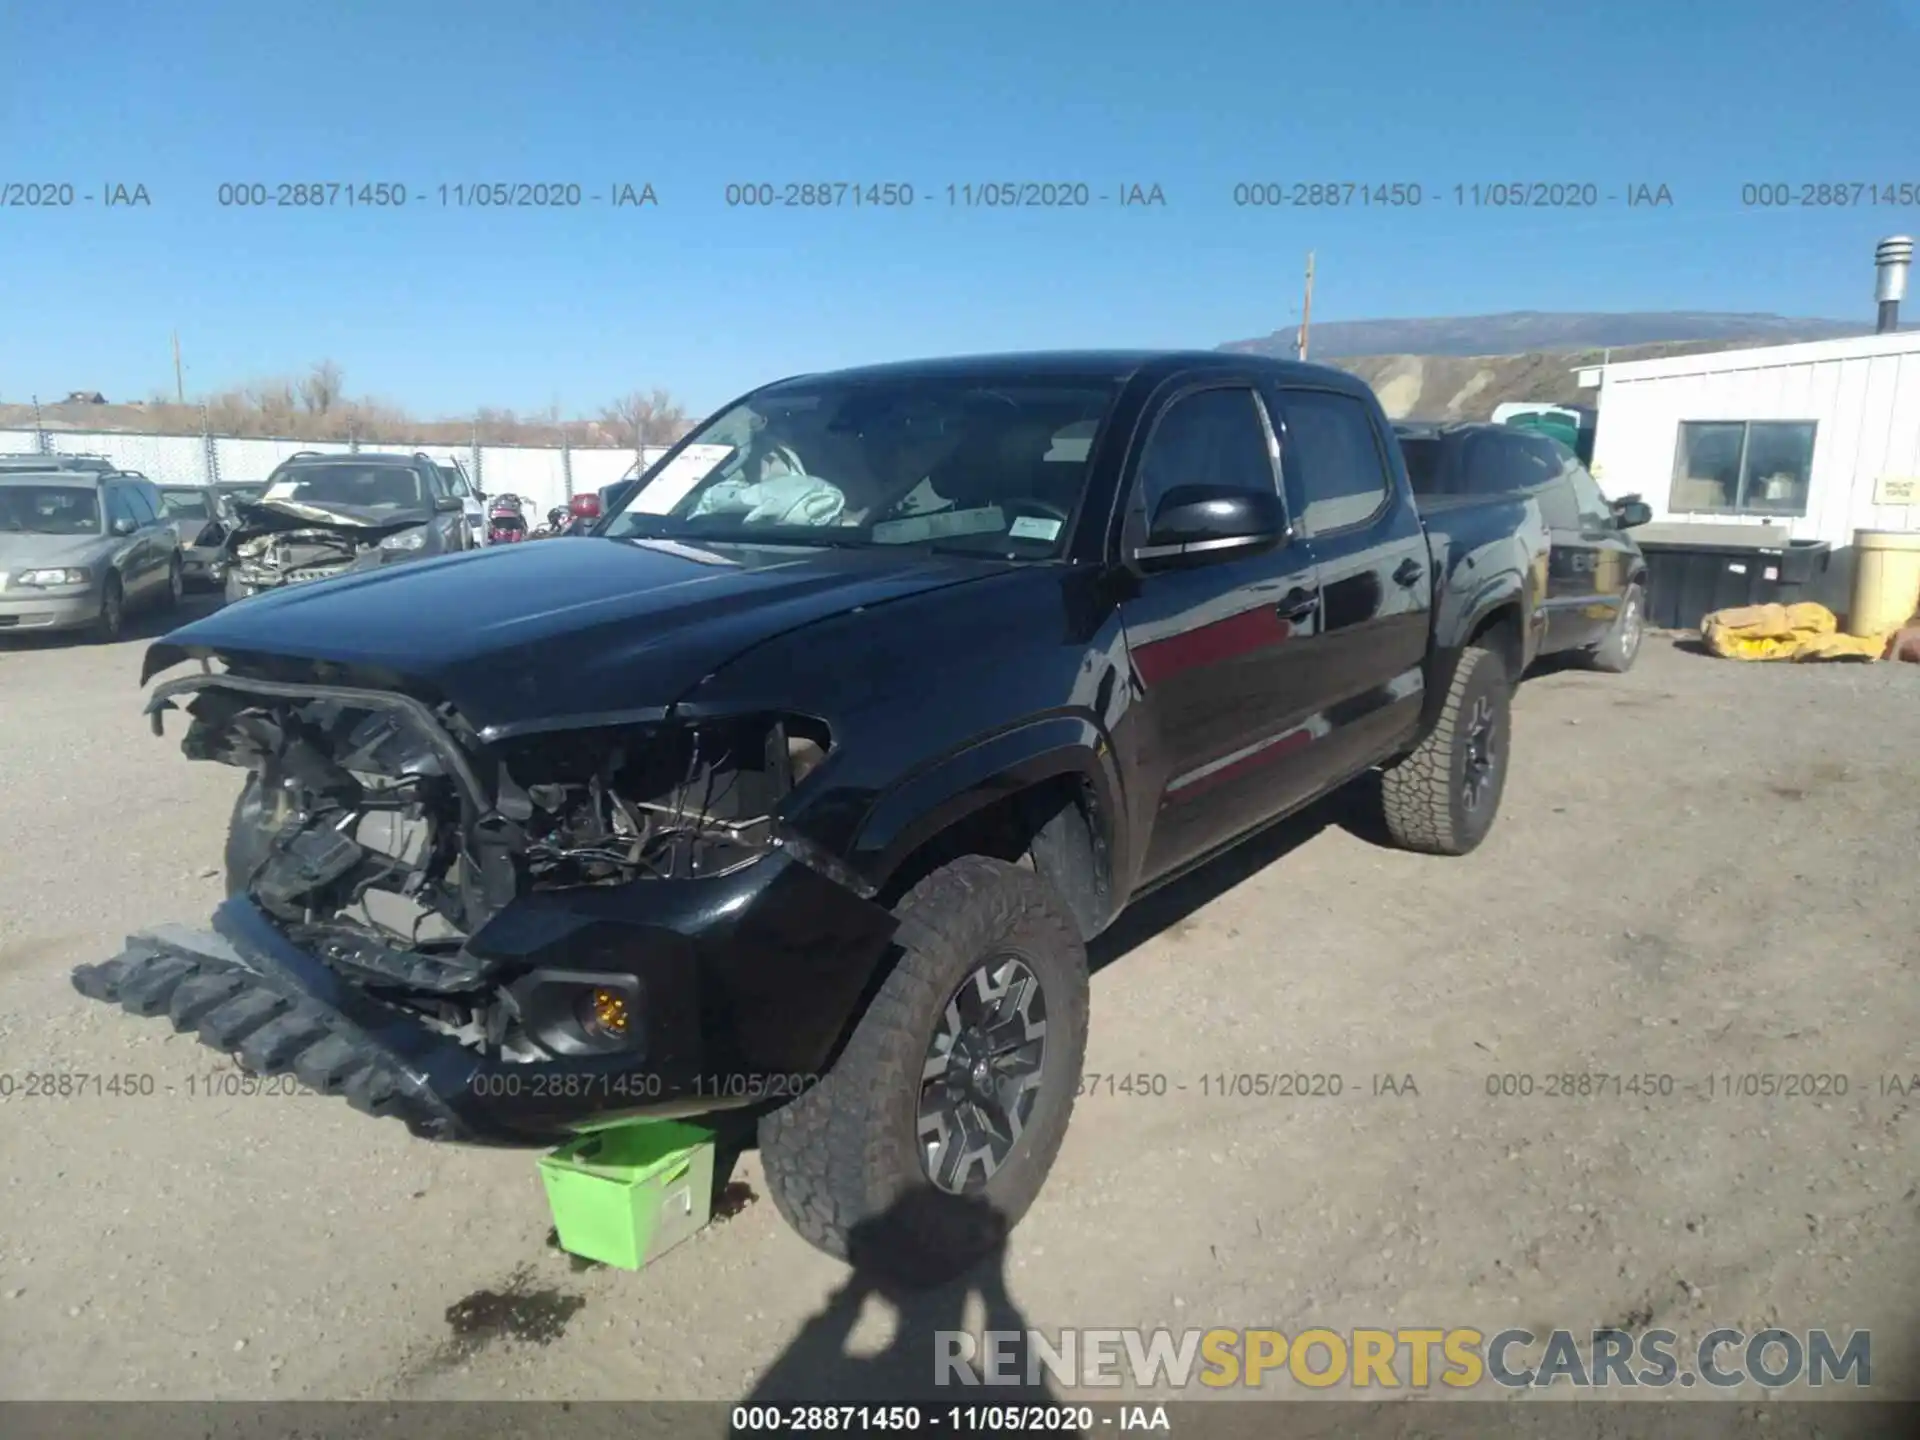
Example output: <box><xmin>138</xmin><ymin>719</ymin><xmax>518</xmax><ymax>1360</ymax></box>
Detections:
<box><xmin>1848</xmin><ymin>529</ymin><xmax>1920</xmax><ymax>637</ymax></box>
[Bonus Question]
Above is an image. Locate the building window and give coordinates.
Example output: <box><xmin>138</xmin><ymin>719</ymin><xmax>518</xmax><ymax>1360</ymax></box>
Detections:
<box><xmin>1668</xmin><ymin>421</ymin><xmax>1816</xmax><ymax>517</ymax></box>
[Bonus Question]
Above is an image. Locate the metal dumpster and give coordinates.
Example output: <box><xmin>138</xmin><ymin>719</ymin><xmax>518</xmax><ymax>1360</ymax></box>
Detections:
<box><xmin>1633</xmin><ymin>523</ymin><xmax>1833</xmax><ymax>631</ymax></box>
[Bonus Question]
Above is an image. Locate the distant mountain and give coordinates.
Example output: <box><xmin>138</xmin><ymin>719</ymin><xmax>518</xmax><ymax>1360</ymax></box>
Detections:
<box><xmin>1220</xmin><ymin>311</ymin><xmax>1872</xmax><ymax>360</ymax></box>
<box><xmin>1319</xmin><ymin>341</ymin><xmax>1748</xmax><ymax>423</ymax></box>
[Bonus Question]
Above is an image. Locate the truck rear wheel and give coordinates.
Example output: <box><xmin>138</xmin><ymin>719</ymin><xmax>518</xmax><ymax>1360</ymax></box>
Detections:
<box><xmin>1379</xmin><ymin>643</ymin><xmax>1510</xmax><ymax>856</ymax></box>
<box><xmin>756</xmin><ymin>855</ymin><xmax>1089</xmax><ymax>1287</ymax></box>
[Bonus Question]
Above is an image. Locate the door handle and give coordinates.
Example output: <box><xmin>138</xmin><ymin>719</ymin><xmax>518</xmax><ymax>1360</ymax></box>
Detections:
<box><xmin>1275</xmin><ymin>587</ymin><xmax>1318</xmax><ymax>622</ymax></box>
<box><xmin>1393</xmin><ymin>557</ymin><xmax>1425</xmax><ymax>588</ymax></box>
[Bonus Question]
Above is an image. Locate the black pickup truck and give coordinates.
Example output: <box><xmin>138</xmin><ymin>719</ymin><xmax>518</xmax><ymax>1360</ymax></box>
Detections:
<box><xmin>75</xmin><ymin>351</ymin><xmax>1547</xmax><ymax>1280</ymax></box>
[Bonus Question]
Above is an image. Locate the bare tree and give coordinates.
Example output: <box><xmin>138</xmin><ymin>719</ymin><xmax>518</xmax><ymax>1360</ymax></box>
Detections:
<box><xmin>299</xmin><ymin>359</ymin><xmax>344</xmax><ymax>416</ymax></box>
<box><xmin>601</xmin><ymin>387</ymin><xmax>690</xmax><ymax>453</ymax></box>
<box><xmin>2</xmin><ymin>370</ymin><xmax>696</xmax><ymax>448</ymax></box>
<box><xmin>472</xmin><ymin>406</ymin><xmax>522</xmax><ymax>445</ymax></box>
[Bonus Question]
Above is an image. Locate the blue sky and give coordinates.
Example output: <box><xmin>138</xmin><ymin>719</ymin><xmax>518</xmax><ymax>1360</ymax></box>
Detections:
<box><xmin>2</xmin><ymin>0</ymin><xmax>1916</xmax><ymax>417</ymax></box>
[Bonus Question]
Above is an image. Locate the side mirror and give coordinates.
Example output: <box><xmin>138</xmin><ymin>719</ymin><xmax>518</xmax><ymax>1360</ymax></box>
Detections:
<box><xmin>434</xmin><ymin>494</ymin><xmax>464</xmax><ymax>514</ymax></box>
<box><xmin>111</xmin><ymin>517</ymin><xmax>137</xmax><ymax>537</ymax></box>
<box><xmin>1613</xmin><ymin>500</ymin><xmax>1653</xmax><ymax>529</ymax></box>
<box><xmin>1133</xmin><ymin>485</ymin><xmax>1286</xmax><ymax>568</ymax></box>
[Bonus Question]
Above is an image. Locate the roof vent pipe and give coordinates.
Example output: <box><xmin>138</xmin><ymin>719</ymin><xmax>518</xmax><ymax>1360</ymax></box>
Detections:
<box><xmin>1875</xmin><ymin>235</ymin><xmax>1911</xmax><ymax>334</ymax></box>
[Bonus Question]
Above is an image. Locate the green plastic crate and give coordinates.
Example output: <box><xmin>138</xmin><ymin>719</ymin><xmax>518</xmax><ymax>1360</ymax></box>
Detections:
<box><xmin>538</xmin><ymin>1120</ymin><xmax>716</xmax><ymax>1271</ymax></box>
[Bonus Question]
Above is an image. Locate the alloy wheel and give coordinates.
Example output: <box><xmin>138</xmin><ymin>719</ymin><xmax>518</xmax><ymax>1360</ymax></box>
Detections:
<box><xmin>1618</xmin><ymin>593</ymin><xmax>1643</xmax><ymax>662</ymax></box>
<box><xmin>1461</xmin><ymin>694</ymin><xmax>1499</xmax><ymax>812</ymax></box>
<box><xmin>918</xmin><ymin>956</ymin><xmax>1049</xmax><ymax>1194</ymax></box>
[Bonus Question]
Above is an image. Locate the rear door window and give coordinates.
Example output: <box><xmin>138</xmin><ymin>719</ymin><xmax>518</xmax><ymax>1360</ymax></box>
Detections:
<box><xmin>104</xmin><ymin>485</ymin><xmax>140</xmax><ymax>530</ymax></box>
<box><xmin>1272</xmin><ymin>388</ymin><xmax>1393</xmax><ymax>534</ymax></box>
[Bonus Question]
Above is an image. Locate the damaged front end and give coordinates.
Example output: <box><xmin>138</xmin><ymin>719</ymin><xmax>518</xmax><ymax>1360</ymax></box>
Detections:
<box><xmin>223</xmin><ymin>499</ymin><xmax>422</xmax><ymax>596</ymax></box>
<box><xmin>74</xmin><ymin>668</ymin><xmax>895</xmax><ymax>1144</ymax></box>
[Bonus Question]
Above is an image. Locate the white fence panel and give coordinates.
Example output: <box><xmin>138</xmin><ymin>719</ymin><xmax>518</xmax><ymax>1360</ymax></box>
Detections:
<box><xmin>58</xmin><ymin>431</ymin><xmax>209</xmax><ymax>485</ymax></box>
<box><xmin>567</xmin><ymin>448</ymin><xmax>645</xmax><ymax>491</ymax></box>
<box><xmin>214</xmin><ymin>436</ymin><xmax>354</xmax><ymax>482</ymax></box>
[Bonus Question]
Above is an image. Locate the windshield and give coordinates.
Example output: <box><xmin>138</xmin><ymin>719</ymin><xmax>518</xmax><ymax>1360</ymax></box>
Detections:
<box><xmin>222</xmin><ymin>484</ymin><xmax>265</xmax><ymax>502</ymax></box>
<box><xmin>598</xmin><ymin>378</ymin><xmax>1119</xmax><ymax>558</ymax></box>
<box><xmin>261</xmin><ymin>464</ymin><xmax>426</xmax><ymax>512</ymax></box>
<box><xmin>157</xmin><ymin>487</ymin><xmax>211</xmax><ymax>521</ymax></box>
<box><xmin>0</xmin><ymin>484</ymin><xmax>103</xmax><ymax>535</ymax></box>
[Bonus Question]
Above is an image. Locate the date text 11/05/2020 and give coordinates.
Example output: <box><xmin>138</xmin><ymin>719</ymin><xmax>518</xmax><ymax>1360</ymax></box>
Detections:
<box><xmin>1075</xmin><ymin>1073</ymin><xmax>1416</xmax><ymax>1099</ymax></box>
<box><xmin>1231</xmin><ymin>181</ymin><xmax>1674</xmax><ymax>208</ymax></box>
<box><xmin>723</xmin><ymin>182</ymin><xmax>1168</xmax><ymax>207</ymax></box>
<box><xmin>1067</xmin><ymin>1071</ymin><xmax>1920</xmax><ymax>1101</ymax></box>
<box><xmin>210</xmin><ymin>182</ymin><xmax>659</xmax><ymax>208</ymax></box>
<box><xmin>10</xmin><ymin>1070</ymin><xmax>1920</xmax><ymax>1104</ymax></box>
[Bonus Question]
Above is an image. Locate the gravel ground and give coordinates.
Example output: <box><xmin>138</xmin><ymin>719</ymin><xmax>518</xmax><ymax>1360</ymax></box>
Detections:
<box><xmin>2</xmin><ymin>603</ymin><xmax>1917</xmax><ymax>1406</ymax></box>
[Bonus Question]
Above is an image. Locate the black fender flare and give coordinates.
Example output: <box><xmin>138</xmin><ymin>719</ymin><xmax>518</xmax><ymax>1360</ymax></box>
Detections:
<box><xmin>1422</xmin><ymin>571</ymin><xmax>1536</xmax><ymax>734</ymax></box>
<box><xmin>850</xmin><ymin>713</ymin><xmax>1126</xmax><ymax>916</ymax></box>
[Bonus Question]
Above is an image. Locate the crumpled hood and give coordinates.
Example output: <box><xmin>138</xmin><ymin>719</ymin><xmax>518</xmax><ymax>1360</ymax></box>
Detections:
<box><xmin>143</xmin><ymin>535</ymin><xmax>1021</xmax><ymax>739</ymax></box>
<box><xmin>230</xmin><ymin>496</ymin><xmax>431</xmax><ymax>542</ymax></box>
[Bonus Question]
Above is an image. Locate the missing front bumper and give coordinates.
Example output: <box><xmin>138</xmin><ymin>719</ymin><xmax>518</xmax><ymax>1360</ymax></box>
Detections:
<box><xmin>72</xmin><ymin>846</ymin><xmax>899</xmax><ymax>1146</ymax></box>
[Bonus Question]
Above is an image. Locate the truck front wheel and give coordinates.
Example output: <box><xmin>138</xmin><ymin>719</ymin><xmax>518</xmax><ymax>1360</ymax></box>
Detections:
<box><xmin>756</xmin><ymin>855</ymin><xmax>1089</xmax><ymax>1286</ymax></box>
<box><xmin>1379</xmin><ymin>643</ymin><xmax>1511</xmax><ymax>856</ymax></box>
<box><xmin>1584</xmin><ymin>583</ymin><xmax>1645</xmax><ymax>674</ymax></box>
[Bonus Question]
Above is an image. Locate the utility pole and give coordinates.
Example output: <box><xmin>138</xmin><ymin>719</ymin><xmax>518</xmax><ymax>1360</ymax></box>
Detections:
<box><xmin>172</xmin><ymin>331</ymin><xmax>185</xmax><ymax>404</ymax></box>
<box><xmin>1296</xmin><ymin>251</ymin><xmax>1316</xmax><ymax>362</ymax></box>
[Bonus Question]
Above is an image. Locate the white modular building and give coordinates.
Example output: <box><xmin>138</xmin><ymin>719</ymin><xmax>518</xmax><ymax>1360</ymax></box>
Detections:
<box><xmin>1584</xmin><ymin>328</ymin><xmax>1920</xmax><ymax>614</ymax></box>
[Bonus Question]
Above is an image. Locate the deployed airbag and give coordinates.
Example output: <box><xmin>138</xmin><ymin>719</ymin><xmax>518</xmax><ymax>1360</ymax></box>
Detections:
<box><xmin>690</xmin><ymin>470</ymin><xmax>847</xmax><ymax>526</ymax></box>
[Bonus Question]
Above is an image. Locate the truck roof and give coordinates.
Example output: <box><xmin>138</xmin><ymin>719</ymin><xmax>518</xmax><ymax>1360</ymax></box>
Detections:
<box><xmin>761</xmin><ymin>349</ymin><xmax>1375</xmax><ymax>395</ymax></box>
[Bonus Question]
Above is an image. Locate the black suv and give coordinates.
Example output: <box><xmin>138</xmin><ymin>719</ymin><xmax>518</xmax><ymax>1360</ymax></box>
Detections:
<box><xmin>80</xmin><ymin>352</ymin><xmax>1551</xmax><ymax>1282</ymax></box>
<box><xmin>1395</xmin><ymin>421</ymin><xmax>1653</xmax><ymax>672</ymax></box>
<box><xmin>223</xmin><ymin>451</ymin><xmax>474</xmax><ymax>602</ymax></box>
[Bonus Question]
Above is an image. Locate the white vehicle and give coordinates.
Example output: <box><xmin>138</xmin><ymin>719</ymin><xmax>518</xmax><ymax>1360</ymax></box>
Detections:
<box><xmin>429</xmin><ymin>456</ymin><xmax>488</xmax><ymax>545</ymax></box>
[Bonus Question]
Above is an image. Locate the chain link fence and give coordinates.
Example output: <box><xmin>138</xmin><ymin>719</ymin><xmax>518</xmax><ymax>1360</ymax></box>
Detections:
<box><xmin>0</xmin><ymin>419</ymin><xmax>670</xmax><ymax>517</ymax></box>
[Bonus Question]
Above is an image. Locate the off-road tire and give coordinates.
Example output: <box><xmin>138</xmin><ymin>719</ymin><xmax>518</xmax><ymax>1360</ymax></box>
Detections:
<box><xmin>1585</xmin><ymin>583</ymin><xmax>1645</xmax><ymax>674</ymax></box>
<box><xmin>92</xmin><ymin>577</ymin><xmax>125</xmax><ymax>643</ymax></box>
<box><xmin>757</xmin><ymin>855</ymin><xmax>1089</xmax><ymax>1287</ymax></box>
<box><xmin>1380</xmin><ymin>643</ymin><xmax>1511</xmax><ymax>856</ymax></box>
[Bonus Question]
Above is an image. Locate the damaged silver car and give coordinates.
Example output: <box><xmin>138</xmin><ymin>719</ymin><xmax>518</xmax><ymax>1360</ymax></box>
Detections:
<box><xmin>223</xmin><ymin>451</ymin><xmax>473</xmax><ymax>602</ymax></box>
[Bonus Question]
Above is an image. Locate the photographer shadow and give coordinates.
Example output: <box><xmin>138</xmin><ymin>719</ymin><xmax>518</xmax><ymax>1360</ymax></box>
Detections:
<box><xmin>732</xmin><ymin>1189</ymin><xmax>1065</xmax><ymax>1434</ymax></box>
